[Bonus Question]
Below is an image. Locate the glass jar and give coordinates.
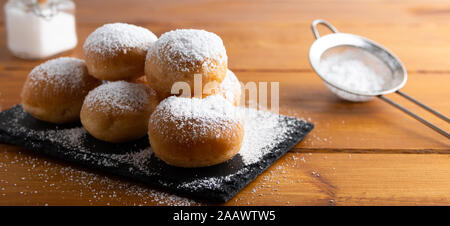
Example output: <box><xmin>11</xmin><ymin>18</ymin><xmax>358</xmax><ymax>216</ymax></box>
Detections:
<box><xmin>4</xmin><ymin>0</ymin><xmax>77</xmax><ymax>60</ymax></box>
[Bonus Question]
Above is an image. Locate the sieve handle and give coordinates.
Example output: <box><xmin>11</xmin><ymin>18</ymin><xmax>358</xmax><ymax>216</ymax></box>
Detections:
<box><xmin>395</xmin><ymin>90</ymin><xmax>450</xmax><ymax>123</ymax></box>
<box><xmin>311</xmin><ymin>19</ymin><xmax>339</xmax><ymax>39</ymax></box>
<box><xmin>378</xmin><ymin>94</ymin><xmax>449</xmax><ymax>139</ymax></box>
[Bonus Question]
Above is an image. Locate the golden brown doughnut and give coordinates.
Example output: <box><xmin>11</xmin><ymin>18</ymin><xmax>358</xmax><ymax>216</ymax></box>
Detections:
<box><xmin>21</xmin><ymin>57</ymin><xmax>101</xmax><ymax>124</ymax></box>
<box><xmin>83</xmin><ymin>23</ymin><xmax>158</xmax><ymax>81</ymax></box>
<box><xmin>148</xmin><ymin>95</ymin><xmax>244</xmax><ymax>168</ymax></box>
<box><xmin>80</xmin><ymin>81</ymin><xmax>159</xmax><ymax>143</ymax></box>
<box><xmin>145</xmin><ymin>29</ymin><xmax>227</xmax><ymax>99</ymax></box>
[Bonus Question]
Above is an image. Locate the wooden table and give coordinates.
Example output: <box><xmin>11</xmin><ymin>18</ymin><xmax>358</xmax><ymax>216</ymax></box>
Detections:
<box><xmin>0</xmin><ymin>0</ymin><xmax>448</xmax><ymax>206</ymax></box>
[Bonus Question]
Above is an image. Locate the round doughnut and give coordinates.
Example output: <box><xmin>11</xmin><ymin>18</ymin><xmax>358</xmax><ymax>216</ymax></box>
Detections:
<box><xmin>21</xmin><ymin>57</ymin><xmax>101</xmax><ymax>124</ymax></box>
<box><xmin>217</xmin><ymin>69</ymin><xmax>242</xmax><ymax>106</ymax></box>
<box><xmin>148</xmin><ymin>95</ymin><xmax>244</xmax><ymax>168</ymax></box>
<box><xmin>80</xmin><ymin>81</ymin><xmax>159</xmax><ymax>143</ymax></box>
<box><xmin>83</xmin><ymin>23</ymin><xmax>158</xmax><ymax>81</ymax></box>
<box><xmin>145</xmin><ymin>29</ymin><xmax>227</xmax><ymax>99</ymax></box>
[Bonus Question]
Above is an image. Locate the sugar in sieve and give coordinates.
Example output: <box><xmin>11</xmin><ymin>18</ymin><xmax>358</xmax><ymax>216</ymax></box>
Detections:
<box><xmin>309</xmin><ymin>19</ymin><xmax>449</xmax><ymax>138</ymax></box>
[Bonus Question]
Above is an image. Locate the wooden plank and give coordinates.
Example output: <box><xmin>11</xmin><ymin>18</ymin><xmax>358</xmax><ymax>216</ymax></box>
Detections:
<box><xmin>228</xmin><ymin>151</ymin><xmax>450</xmax><ymax>206</ymax></box>
<box><xmin>72</xmin><ymin>0</ymin><xmax>450</xmax><ymax>72</ymax></box>
<box><xmin>0</xmin><ymin>0</ymin><xmax>450</xmax><ymax>71</ymax></box>
<box><xmin>236</xmin><ymin>71</ymin><xmax>450</xmax><ymax>151</ymax></box>
<box><xmin>1</xmin><ymin>23</ymin><xmax>450</xmax><ymax>72</ymax></box>
<box><xmin>1</xmin><ymin>145</ymin><xmax>449</xmax><ymax>206</ymax></box>
<box><xmin>0</xmin><ymin>0</ymin><xmax>448</xmax><ymax>206</ymax></box>
<box><xmin>0</xmin><ymin>145</ymin><xmax>199</xmax><ymax>206</ymax></box>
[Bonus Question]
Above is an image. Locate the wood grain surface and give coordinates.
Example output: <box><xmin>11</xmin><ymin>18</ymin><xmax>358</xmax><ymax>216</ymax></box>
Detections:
<box><xmin>0</xmin><ymin>0</ymin><xmax>449</xmax><ymax>206</ymax></box>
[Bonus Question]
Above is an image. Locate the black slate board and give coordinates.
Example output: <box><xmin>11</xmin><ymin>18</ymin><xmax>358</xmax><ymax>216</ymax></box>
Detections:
<box><xmin>0</xmin><ymin>105</ymin><xmax>313</xmax><ymax>203</ymax></box>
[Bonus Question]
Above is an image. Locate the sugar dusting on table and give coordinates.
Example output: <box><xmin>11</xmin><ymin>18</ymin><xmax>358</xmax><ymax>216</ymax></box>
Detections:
<box><xmin>3</xmin><ymin>105</ymin><xmax>311</xmax><ymax>204</ymax></box>
<box><xmin>0</xmin><ymin>147</ymin><xmax>197</xmax><ymax>206</ymax></box>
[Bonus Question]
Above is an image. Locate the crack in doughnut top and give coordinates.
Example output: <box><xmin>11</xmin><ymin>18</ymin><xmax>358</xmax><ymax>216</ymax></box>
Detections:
<box><xmin>83</xmin><ymin>81</ymin><xmax>152</xmax><ymax>113</ymax></box>
<box><xmin>146</xmin><ymin>29</ymin><xmax>227</xmax><ymax>73</ymax></box>
<box><xmin>83</xmin><ymin>23</ymin><xmax>158</xmax><ymax>56</ymax></box>
<box><xmin>28</xmin><ymin>57</ymin><xmax>88</xmax><ymax>92</ymax></box>
<box><xmin>150</xmin><ymin>95</ymin><xmax>240</xmax><ymax>142</ymax></box>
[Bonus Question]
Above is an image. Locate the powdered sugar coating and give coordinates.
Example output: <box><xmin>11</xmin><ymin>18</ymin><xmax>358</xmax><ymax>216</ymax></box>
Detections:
<box><xmin>150</xmin><ymin>95</ymin><xmax>240</xmax><ymax>142</ymax></box>
<box><xmin>83</xmin><ymin>81</ymin><xmax>152</xmax><ymax>113</ymax></box>
<box><xmin>146</xmin><ymin>29</ymin><xmax>227</xmax><ymax>73</ymax></box>
<box><xmin>83</xmin><ymin>23</ymin><xmax>158</xmax><ymax>55</ymax></box>
<box><xmin>28</xmin><ymin>57</ymin><xmax>88</xmax><ymax>91</ymax></box>
<box><xmin>219</xmin><ymin>69</ymin><xmax>242</xmax><ymax>105</ymax></box>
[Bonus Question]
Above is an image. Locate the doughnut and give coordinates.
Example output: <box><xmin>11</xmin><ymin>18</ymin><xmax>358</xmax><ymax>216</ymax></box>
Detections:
<box><xmin>148</xmin><ymin>95</ymin><xmax>244</xmax><ymax>168</ymax></box>
<box><xmin>80</xmin><ymin>81</ymin><xmax>159</xmax><ymax>143</ymax></box>
<box><xmin>83</xmin><ymin>23</ymin><xmax>158</xmax><ymax>81</ymax></box>
<box><xmin>131</xmin><ymin>76</ymin><xmax>148</xmax><ymax>85</ymax></box>
<box><xmin>21</xmin><ymin>57</ymin><xmax>101</xmax><ymax>124</ymax></box>
<box><xmin>145</xmin><ymin>29</ymin><xmax>227</xmax><ymax>99</ymax></box>
<box><xmin>217</xmin><ymin>69</ymin><xmax>242</xmax><ymax>106</ymax></box>
<box><xmin>129</xmin><ymin>76</ymin><xmax>166</xmax><ymax>102</ymax></box>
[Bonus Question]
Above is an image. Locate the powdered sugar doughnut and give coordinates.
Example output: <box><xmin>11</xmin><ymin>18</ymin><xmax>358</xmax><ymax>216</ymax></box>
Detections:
<box><xmin>83</xmin><ymin>23</ymin><xmax>158</xmax><ymax>81</ymax></box>
<box><xmin>21</xmin><ymin>57</ymin><xmax>101</xmax><ymax>124</ymax></box>
<box><xmin>81</xmin><ymin>81</ymin><xmax>159</xmax><ymax>143</ymax></box>
<box><xmin>218</xmin><ymin>69</ymin><xmax>242</xmax><ymax>106</ymax></box>
<box><xmin>148</xmin><ymin>95</ymin><xmax>244</xmax><ymax>168</ymax></box>
<box><xmin>145</xmin><ymin>29</ymin><xmax>227</xmax><ymax>99</ymax></box>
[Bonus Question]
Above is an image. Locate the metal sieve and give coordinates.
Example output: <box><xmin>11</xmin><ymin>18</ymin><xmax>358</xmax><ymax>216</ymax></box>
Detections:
<box><xmin>309</xmin><ymin>19</ymin><xmax>449</xmax><ymax>138</ymax></box>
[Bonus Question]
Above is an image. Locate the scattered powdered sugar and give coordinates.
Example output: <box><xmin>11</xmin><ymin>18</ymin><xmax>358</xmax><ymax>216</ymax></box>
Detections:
<box><xmin>2</xmin><ymin>103</ymin><xmax>310</xmax><ymax>203</ymax></box>
<box><xmin>0</xmin><ymin>147</ymin><xmax>197</xmax><ymax>206</ymax></box>
<box><xmin>177</xmin><ymin>168</ymin><xmax>251</xmax><ymax>191</ymax></box>
<box><xmin>176</xmin><ymin>108</ymin><xmax>309</xmax><ymax>191</ymax></box>
<box><xmin>237</xmin><ymin>108</ymin><xmax>291</xmax><ymax>165</ymax></box>
<box><xmin>7</xmin><ymin>111</ymin><xmax>88</xmax><ymax>151</ymax></box>
<box><xmin>219</xmin><ymin>69</ymin><xmax>241</xmax><ymax>104</ymax></box>
<box><xmin>108</xmin><ymin>147</ymin><xmax>153</xmax><ymax>173</ymax></box>
<box><xmin>7</xmin><ymin>108</ymin><xmax>154</xmax><ymax>173</ymax></box>
<box><xmin>44</xmin><ymin>127</ymin><xmax>87</xmax><ymax>150</ymax></box>
<box><xmin>28</xmin><ymin>57</ymin><xmax>87</xmax><ymax>90</ymax></box>
<box><xmin>83</xmin><ymin>23</ymin><xmax>157</xmax><ymax>55</ymax></box>
<box><xmin>84</xmin><ymin>81</ymin><xmax>150</xmax><ymax>113</ymax></box>
<box><xmin>147</xmin><ymin>29</ymin><xmax>227</xmax><ymax>73</ymax></box>
<box><xmin>150</xmin><ymin>95</ymin><xmax>241</xmax><ymax>142</ymax></box>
